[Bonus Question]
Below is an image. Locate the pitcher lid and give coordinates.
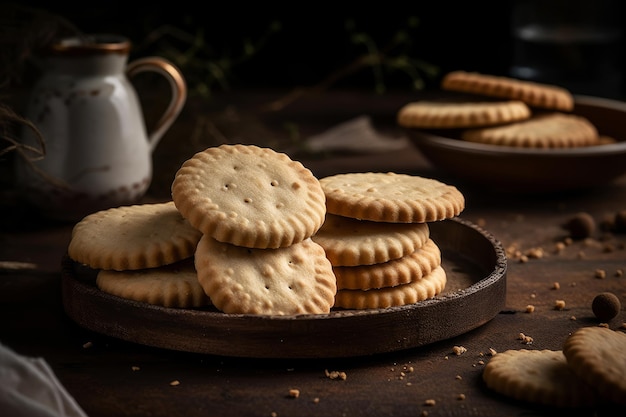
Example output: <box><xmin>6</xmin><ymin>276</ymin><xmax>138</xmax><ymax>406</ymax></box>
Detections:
<box><xmin>47</xmin><ymin>34</ymin><xmax>131</xmax><ymax>56</ymax></box>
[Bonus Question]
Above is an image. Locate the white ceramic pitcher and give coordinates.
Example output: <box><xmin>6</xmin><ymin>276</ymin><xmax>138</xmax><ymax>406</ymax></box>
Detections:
<box><xmin>15</xmin><ymin>34</ymin><xmax>187</xmax><ymax>221</ymax></box>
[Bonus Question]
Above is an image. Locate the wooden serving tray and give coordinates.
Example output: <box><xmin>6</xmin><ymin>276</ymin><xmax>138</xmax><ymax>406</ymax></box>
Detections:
<box><xmin>61</xmin><ymin>217</ymin><xmax>507</xmax><ymax>358</ymax></box>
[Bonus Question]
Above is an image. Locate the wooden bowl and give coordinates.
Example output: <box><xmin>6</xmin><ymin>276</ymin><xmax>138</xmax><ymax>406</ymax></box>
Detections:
<box><xmin>405</xmin><ymin>96</ymin><xmax>626</xmax><ymax>193</ymax></box>
<box><xmin>61</xmin><ymin>217</ymin><xmax>507</xmax><ymax>359</ymax></box>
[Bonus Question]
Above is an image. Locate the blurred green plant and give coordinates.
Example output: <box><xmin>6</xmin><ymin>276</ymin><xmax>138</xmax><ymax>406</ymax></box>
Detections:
<box><xmin>345</xmin><ymin>16</ymin><xmax>439</xmax><ymax>94</ymax></box>
<box><xmin>134</xmin><ymin>20</ymin><xmax>282</xmax><ymax>99</ymax></box>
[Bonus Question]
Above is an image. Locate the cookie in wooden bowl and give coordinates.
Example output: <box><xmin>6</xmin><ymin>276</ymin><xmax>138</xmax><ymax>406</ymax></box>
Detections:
<box><xmin>460</xmin><ymin>112</ymin><xmax>599</xmax><ymax>148</ymax></box>
<box><xmin>172</xmin><ymin>144</ymin><xmax>326</xmax><ymax>249</ymax></box>
<box><xmin>333</xmin><ymin>264</ymin><xmax>447</xmax><ymax>310</ymax></box>
<box><xmin>397</xmin><ymin>100</ymin><xmax>531</xmax><ymax>129</ymax></box>
<box><xmin>68</xmin><ymin>201</ymin><xmax>202</xmax><ymax>271</ymax></box>
<box><xmin>319</xmin><ymin>172</ymin><xmax>465</xmax><ymax>223</ymax></box>
<box><xmin>312</xmin><ymin>213</ymin><xmax>431</xmax><ymax>267</ymax></box>
<box><xmin>194</xmin><ymin>235</ymin><xmax>337</xmax><ymax>316</ymax></box>
<box><xmin>441</xmin><ymin>70</ymin><xmax>574</xmax><ymax>111</ymax></box>
<box><xmin>96</xmin><ymin>258</ymin><xmax>211</xmax><ymax>309</ymax></box>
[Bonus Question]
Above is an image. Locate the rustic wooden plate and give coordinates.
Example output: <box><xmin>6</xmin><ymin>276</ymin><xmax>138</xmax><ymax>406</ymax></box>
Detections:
<box><xmin>61</xmin><ymin>217</ymin><xmax>507</xmax><ymax>358</ymax></box>
<box><xmin>405</xmin><ymin>95</ymin><xmax>626</xmax><ymax>193</ymax></box>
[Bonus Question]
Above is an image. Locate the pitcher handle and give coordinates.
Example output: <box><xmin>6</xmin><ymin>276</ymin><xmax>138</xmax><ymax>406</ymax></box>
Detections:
<box><xmin>126</xmin><ymin>57</ymin><xmax>187</xmax><ymax>153</ymax></box>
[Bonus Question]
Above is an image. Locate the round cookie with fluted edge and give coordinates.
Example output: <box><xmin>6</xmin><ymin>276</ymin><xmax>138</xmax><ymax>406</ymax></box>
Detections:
<box><xmin>333</xmin><ymin>264</ymin><xmax>446</xmax><ymax>309</ymax></box>
<box><xmin>68</xmin><ymin>201</ymin><xmax>202</xmax><ymax>271</ymax></box>
<box><xmin>195</xmin><ymin>235</ymin><xmax>337</xmax><ymax>315</ymax></box>
<box><xmin>96</xmin><ymin>258</ymin><xmax>211</xmax><ymax>308</ymax></box>
<box><xmin>312</xmin><ymin>213</ymin><xmax>430</xmax><ymax>266</ymax></box>
<box><xmin>172</xmin><ymin>144</ymin><xmax>326</xmax><ymax>249</ymax></box>
<box><xmin>562</xmin><ymin>326</ymin><xmax>626</xmax><ymax>405</ymax></box>
<box><xmin>441</xmin><ymin>70</ymin><xmax>574</xmax><ymax>111</ymax></box>
<box><xmin>461</xmin><ymin>113</ymin><xmax>599</xmax><ymax>148</ymax></box>
<box><xmin>397</xmin><ymin>100</ymin><xmax>531</xmax><ymax>129</ymax></box>
<box><xmin>319</xmin><ymin>172</ymin><xmax>464</xmax><ymax>223</ymax></box>
<box><xmin>333</xmin><ymin>239</ymin><xmax>441</xmax><ymax>290</ymax></box>
<box><xmin>482</xmin><ymin>349</ymin><xmax>599</xmax><ymax>408</ymax></box>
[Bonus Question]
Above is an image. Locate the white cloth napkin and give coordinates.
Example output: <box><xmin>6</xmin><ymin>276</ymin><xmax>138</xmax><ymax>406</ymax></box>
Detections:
<box><xmin>304</xmin><ymin>115</ymin><xmax>410</xmax><ymax>153</ymax></box>
<box><xmin>0</xmin><ymin>342</ymin><xmax>88</xmax><ymax>417</ymax></box>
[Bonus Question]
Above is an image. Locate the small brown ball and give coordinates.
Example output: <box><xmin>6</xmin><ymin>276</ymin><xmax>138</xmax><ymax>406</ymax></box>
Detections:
<box><xmin>592</xmin><ymin>292</ymin><xmax>621</xmax><ymax>322</ymax></box>
<box><xmin>614</xmin><ymin>210</ymin><xmax>626</xmax><ymax>233</ymax></box>
<box><xmin>563</xmin><ymin>212</ymin><xmax>596</xmax><ymax>239</ymax></box>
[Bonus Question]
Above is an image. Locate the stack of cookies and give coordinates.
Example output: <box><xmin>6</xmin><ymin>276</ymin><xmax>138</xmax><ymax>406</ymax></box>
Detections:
<box><xmin>67</xmin><ymin>201</ymin><xmax>211</xmax><ymax>309</ymax></box>
<box><xmin>171</xmin><ymin>144</ymin><xmax>337</xmax><ymax>316</ymax></box>
<box><xmin>398</xmin><ymin>70</ymin><xmax>613</xmax><ymax>148</ymax></box>
<box><xmin>68</xmin><ymin>144</ymin><xmax>338</xmax><ymax>316</ymax></box>
<box><xmin>313</xmin><ymin>172</ymin><xmax>465</xmax><ymax>309</ymax></box>
<box><xmin>67</xmin><ymin>145</ymin><xmax>467</xmax><ymax>315</ymax></box>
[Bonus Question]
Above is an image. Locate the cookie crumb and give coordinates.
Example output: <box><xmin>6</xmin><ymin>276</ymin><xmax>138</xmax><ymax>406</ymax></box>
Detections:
<box><xmin>82</xmin><ymin>341</ymin><xmax>93</xmax><ymax>349</ymax></box>
<box><xmin>455</xmin><ymin>375</ymin><xmax>462</xmax><ymax>380</ymax></box>
<box><xmin>518</xmin><ymin>332</ymin><xmax>534</xmax><ymax>344</ymax></box>
<box><xmin>554</xmin><ymin>300</ymin><xmax>566</xmax><ymax>310</ymax></box>
<box><xmin>313</xmin><ymin>397</ymin><xmax>320</xmax><ymax>404</ymax></box>
<box><xmin>131</xmin><ymin>366</ymin><xmax>140</xmax><ymax>371</ymax></box>
<box><xmin>554</xmin><ymin>241</ymin><xmax>566</xmax><ymax>253</ymax></box>
<box><xmin>288</xmin><ymin>389</ymin><xmax>300</xmax><ymax>398</ymax></box>
<box><xmin>325</xmin><ymin>369</ymin><xmax>347</xmax><ymax>380</ymax></box>
<box><xmin>599</xmin><ymin>322</ymin><xmax>609</xmax><ymax>328</ymax></box>
<box><xmin>525</xmin><ymin>305</ymin><xmax>535</xmax><ymax>313</ymax></box>
<box><xmin>526</xmin><ymin>247</ymin><xmax>544</xmax><ymax>259</ymax></box>
<box><xmin>452</xmin><ymin>346</ymin><xmax>467</xmax><ymax>356</ymax></box>
<box><xmin>271</xmin><ymin>412</ymin><xmax>278</xmax><ymax>417</ymax></box>
<box><xmin>457</xmin><ymin>393</ymin><xmax>466</xmax><ymax>401</ymax></box>
<box><xmin>595</xmin><ymin>269</ymin><xmax>607</xmax><ymax>279</ymax></box>
<box><xmin>170</xmin><ymin>380</ymin><xmax>180</xmax><ymax>386</ymax></box>
<box><xmin>488</xmin><ymin>348</ymin><xmax>497</xmax><ymax>356</ymax></box>
<box><xmin>615</xmin><ymin>269</ymin><xmax>624</xmax><ymax>277</ymax></box>
<box><xmin>551</xmin><ymin>282</ymin><xmax>560</xmax><ymax>290</ymax></box>
<box><xmin>570</xmin><ymin>315</ymin><xmax>577</xmax><ymax>320</ymax></box>
<box><xmin>424</xmin><ymin>399</ymin><xmax>436</xmax><ymax>406</ymax></box>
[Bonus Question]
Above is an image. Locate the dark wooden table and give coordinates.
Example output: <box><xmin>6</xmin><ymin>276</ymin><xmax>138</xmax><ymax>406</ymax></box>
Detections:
<box><xmin>1</xmin><ymin>89</ymin><xmax>625</xmax><ymax>417</ymax></box>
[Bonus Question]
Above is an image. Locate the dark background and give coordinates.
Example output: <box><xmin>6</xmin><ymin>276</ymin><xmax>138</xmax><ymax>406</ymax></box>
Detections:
<box><xmin>1</xmin><ymin>1</ymin><xmax>625</xmax><ymax>98</ymax></box>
